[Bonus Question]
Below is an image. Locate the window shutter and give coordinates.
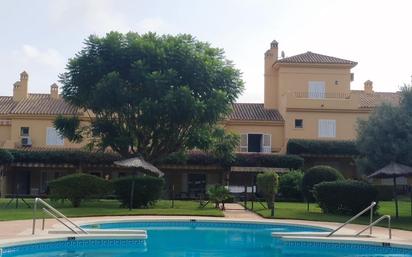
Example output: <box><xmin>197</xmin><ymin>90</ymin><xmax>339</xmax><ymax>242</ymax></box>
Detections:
<box><xmin>46</xmin><ymin>127</ymin><xmax>64</xmax><ymax>146</ymax></box>
<box><xmin>240</xmin><ymin>134</ymin><xmax>248</xmax><ymax>152</ymax></box>
<box><xmin>262</xmin><ymin>134</ymin><xmax>271</xmax><ymax>153</ymax></box>
<box><xmin>308</xmin><ymin>81</ymin><xmax>325</xmax><ymax>99</ymax></box>
<box><xmin>318</xmin><ymin>120</ymin><xmax>336</xmax><ymax>138</ymax></box>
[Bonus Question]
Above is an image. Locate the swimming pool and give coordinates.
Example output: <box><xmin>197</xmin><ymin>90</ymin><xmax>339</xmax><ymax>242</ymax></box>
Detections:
<box><xmin>2</xmin><ymin>220</ymin><xmax>412</xmax><ymax>257</ymax></box>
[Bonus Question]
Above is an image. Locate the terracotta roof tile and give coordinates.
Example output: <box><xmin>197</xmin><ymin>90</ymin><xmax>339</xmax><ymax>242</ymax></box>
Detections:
<box><xmin>0</xmin><ymin>94</ymin><xmax>79</xmax><ymax>116</ymax></box>
<box><xmin>228</xmin><ymin>103</ymin><xmax>284</xmax><ymax>122</ymax></box>
<box><xmin>278</xmin><ymin>51</ymin><xmax>357</xmax><ymax>66</ymax></box>
<box><xmin>352</xmin><ymin>90</ymin><xmax>400</xmax><ymax>108</ymax></box>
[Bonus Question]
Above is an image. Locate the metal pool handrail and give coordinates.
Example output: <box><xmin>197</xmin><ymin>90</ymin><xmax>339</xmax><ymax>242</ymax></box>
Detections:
<box><xmin>327</xmin><ymin>202</ymin><xmax>376</xmax><ymax>237</ymax></box>
<box><xmin>32</xmin><ymin>197</ymin><xmax>88</xmax><ymax>235</ymax></box>
<box><xmin>355</xmin><ymin>215</ymin><xmax>392</xmax><ymax>239</ymax></box>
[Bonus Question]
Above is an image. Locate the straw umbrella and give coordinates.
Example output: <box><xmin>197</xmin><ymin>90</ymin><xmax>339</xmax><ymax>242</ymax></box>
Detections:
<box><xmin>114</xmin><ymin>157</ymin><xmax>164</xmax><ymax>210</ymax></box>
<box><xmin>368</xmin><ymin>162</ymin><xmax>412</xmax><ymax>218</ymax></box>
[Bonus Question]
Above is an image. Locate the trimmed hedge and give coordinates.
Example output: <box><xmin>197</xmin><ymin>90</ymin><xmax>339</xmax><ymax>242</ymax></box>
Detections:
<box><xmin>314</xmin><ymin>180</ymin><xmax>378</xmax><ymax>215</ymax></box>
<box><xmin>287</xmin><ymin>139</ymin><xmax>359</xmax><ymax>156</ymax></box>
<box><xmin>278</xmin><ymin>170</ymin><xmax>304</xmax><ymax>201</ymax></box>
<box><xmin>374</xmin><ymin>185</ymin><xmax>394</xmax><ymax>201</ymax></box>
<box><xmin>158</xmin><ymin>151</ymin><xmax>304</xmax><ymax>169</ymax></box>
<box><xmin>302</xmin><ymin>165</ymin><xmax>344</xmax><ymax>202</ymax></box>
<box><xmin>0</xmin><ymin>149</ymin><xmax>14</xmax><ymax>164</ymax></box>
<box><xmin>113</xmin><ymin>176</ymin><xmax>165</xmax><ymax>208</ymax></box>
<box><xmin>7</xmin><ymin>150</ymin><xmax>121</xmax><ymax>165</ymax></box>
<box><xmin>48</xmin><ymin>173</ymin><xmax>111</xmax><ymax>207</ymax></box>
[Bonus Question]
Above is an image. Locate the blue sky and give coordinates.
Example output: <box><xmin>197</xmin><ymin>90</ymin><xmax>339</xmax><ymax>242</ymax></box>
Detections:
<box><xmin>1</xmin><ymin>0</ymin><xmax>411</xmax><ymax>102</ymax></box>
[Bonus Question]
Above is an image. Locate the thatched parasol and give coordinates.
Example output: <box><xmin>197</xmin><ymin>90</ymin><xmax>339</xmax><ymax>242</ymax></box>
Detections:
<box><xmin>114</xmin><ymin>157</ymin><xmax>164</xmax><ymax>210</ymax></box>
<box><xmin>368</xmin><ymin>162</ymin><xmax>412</xmax><ymax>218</ymax></box>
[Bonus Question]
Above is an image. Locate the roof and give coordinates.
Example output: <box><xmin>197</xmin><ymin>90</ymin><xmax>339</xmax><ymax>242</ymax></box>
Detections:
<box><xmin>228</xmin><ymin>103</ymin><xmax>284</xmax><ymax>122</ymax></box>
<box><xmin>352</xmin><ymin>90</ymin><xmax>400</xmax><ymax>108</ymax></box>
<box><xmin>0</xmin><ymin>94</ymin><xmax>78</xmax><ymax>116</ymax></box>
<box><xmin>368</xmin><ymin>162</ymin><xmax>412</xmax><ymax>178</ymax></box>
<box><xmin>277</xmin><ymin>51</ymin><xmax>357</xmax><ymax>66</ymax></box>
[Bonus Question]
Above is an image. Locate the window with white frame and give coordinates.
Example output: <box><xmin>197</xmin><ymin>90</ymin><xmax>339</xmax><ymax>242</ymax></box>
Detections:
<box><xmin>239</xmin><ymin>133</ymin><xmax>271</xmax><ymax>153</ymax></box>
<box><xmin>318</xmin><ymin>119</ymin><xmax>336</xmax><ymax>138</ymax></box>
<box><xmin>46</xmin><ymin>127</ymin><xmax>64</xmax><ymax>146</ymax></box>
<box><xmin>308</xmin><ymin>81</ymin><xmax>325</xmax><ymax>99</ymax></box>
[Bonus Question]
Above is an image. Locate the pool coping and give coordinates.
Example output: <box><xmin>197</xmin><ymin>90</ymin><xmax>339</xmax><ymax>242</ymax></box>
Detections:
<box><xmin>1</xmin><ymin>217</ymin><xmax>411</xmax><ymax>251</ymax></box>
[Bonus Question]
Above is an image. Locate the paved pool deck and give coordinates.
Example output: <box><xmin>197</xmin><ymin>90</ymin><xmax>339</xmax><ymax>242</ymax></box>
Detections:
<box><xmin>0</xmin><ymin>203</ymin><xmax>411</xmax><ymax>246</ymax></box>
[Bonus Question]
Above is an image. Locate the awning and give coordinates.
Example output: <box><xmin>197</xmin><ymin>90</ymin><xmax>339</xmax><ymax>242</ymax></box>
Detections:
<box><xmin>230</xmin><ymin>166</ymin><xmax>288</xmax><ymax>173</ymax></box>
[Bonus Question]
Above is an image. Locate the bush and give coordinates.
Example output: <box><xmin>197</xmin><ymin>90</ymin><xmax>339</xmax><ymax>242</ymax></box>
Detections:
<box><xmin>113</xmin><ymin>176</ymin><xmax>164</xmax><ymax>208</ymax></box>
<box><xmin>256</xmin><ymin>172</ymin><xmax>279</xmax><ymax>216</ymax></box>
<box><xmin>278</xmin><ymin>170</ymin><xmax>304</xmax><ymax>201</ymax></box>
<box><xmin>207</xmin><ymin>185</ymin><xmax>231</xmax><ymax>209</ymax></box>
<box><xmin>302</xmin><ymin>165</ymin><xmax>344</xmax><ymax>202</ymax></box>
<box><xmin>374</xmin><ymin>185</ymin><xmax>394</xmax><ymax>201</ymax></box>
<box><xmin>314</xmin><ymin>180</ymin><xmax>378</xmax><ymax>214</ymax></box>
<box><xmin>287</xmin><ymin>139</ymin><xmax>359</xmax><ymax>156</ymax></box>
<box><xmin>48</xmin><ymin>173</ymin><xmax>111</xmax><ymax>207</ymax></box>
<box><xmin>234</xmin><ymin>154</ymin><xmax>304</xmax><ymax>169</ymax></box>
<box><xmin>0</xmin><ymin>149</ymin><xmax>13</xmax><ymax>164</ymax></box>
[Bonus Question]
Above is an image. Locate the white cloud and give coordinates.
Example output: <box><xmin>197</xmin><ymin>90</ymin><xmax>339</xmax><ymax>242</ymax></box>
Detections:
<box><xmin>19</xmin><ymin>44</ymin><xmax>65</xmax><ymax>70</ymax></box>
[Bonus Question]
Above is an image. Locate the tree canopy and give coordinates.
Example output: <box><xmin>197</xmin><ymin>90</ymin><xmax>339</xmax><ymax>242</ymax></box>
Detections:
<box><xmin>56</xmin><ymin>32</ymin><xmax>243</xmax><ymax>160</ymax></box>
<box><xmin>356</xmin><ymin>86</ymin><xmax>412</xmax><ymax>174</ymax></box>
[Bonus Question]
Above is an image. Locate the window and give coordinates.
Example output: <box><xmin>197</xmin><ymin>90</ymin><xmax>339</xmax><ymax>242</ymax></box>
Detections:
<box><xmin>20</xmin><ymin>127</ymin><xmax>29</xmax><ymax>136</ymax></box>
<box><xmin>318</xmin><ymin>119</ymin><xmax>336</xmax><ymax>138</ymax></box>
<box><xmin>46</xmin><ymin>127</ymin><xmax>64</xmax><ymax>146</ymax></box>
<box><xmin>308</xmin><ymin>81</ymin><xmax>325</xmax><ymax>99</ymax></box>
<box><xmin>295</xmin><ymin>119</ymin><xmax>303</xmax><ymax>128</ymax></box>
<box><xmin>239</xmin><ymin>133</ymin><xmax>271</xmax><ymax>153</ymax></box>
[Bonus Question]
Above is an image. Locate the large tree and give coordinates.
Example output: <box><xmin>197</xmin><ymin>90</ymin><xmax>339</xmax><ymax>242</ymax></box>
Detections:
<box><xmin>356</xmin><ymin>86</ymin><xmax>412</xmax><ymax>174</ymax></box>
<box><xmin>56</xmin><ymin>32</ymin><xmax>243</xmax><ymax>160</ymax></box>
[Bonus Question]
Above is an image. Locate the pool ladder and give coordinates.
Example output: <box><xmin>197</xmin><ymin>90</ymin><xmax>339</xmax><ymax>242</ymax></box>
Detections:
<box><xmin>32</xmin><ymin>198</ymin><xmax>88</xmax><ymax>235</ymax></box>
<box><xmin>327</xmin><ymin>202</ymin><xmax>392</xmax><ymax>239</ymax></box>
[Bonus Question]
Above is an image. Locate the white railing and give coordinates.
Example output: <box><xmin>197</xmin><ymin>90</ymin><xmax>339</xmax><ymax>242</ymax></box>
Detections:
<box><xmin>356</xmin><ymin>215</ymin><xmax>391</xmax><ymax>239</ymax></box>
<box><xmin>32</xmin><ymin>198</ymin><xmax>88</xmax><ymax>235</ymax></box>
<box><xmin>327</xmin><ymin>202</ymin><xmax>376</xmax><ymax>237</ymax></box>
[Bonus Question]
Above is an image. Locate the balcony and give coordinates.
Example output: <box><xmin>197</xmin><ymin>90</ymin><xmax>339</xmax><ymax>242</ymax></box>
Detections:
<box><xmin>286</xmin><ymin>91</ymin><xmax>360</xmax><ymax>110</ymax></box>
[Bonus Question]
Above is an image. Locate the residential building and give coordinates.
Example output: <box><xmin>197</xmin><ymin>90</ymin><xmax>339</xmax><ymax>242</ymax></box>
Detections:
<box><xmin>0</xmin><ymin>40</ymin><xmax>401</xmax><ymax>197</ymax></box>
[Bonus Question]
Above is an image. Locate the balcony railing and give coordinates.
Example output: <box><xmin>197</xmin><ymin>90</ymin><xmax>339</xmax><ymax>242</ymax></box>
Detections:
<box><xmin>294</xmin><ymin>91</ymin><xmax>351</xmax><ymax>99</ymax></box>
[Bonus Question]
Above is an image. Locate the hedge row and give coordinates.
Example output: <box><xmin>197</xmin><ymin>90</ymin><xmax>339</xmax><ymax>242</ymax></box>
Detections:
<box><xmin>157</xmin><ymin>151</ymin><xmax>304</xmax><ymax>169</ymax></box>
<box><xmin>287</xmin><ymin>139</ymin><xmax>359</xmax><ymax>156</ymax></box>
<box><xmin>0</xmin><ymin>149</ymin><xmax>304</xmax><ymax>169</ymax></box>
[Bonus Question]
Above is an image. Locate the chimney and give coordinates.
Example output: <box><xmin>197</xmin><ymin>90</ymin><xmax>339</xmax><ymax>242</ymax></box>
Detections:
<box><xmin>264</xmin><ymin>40</ymin><xmax>279</xmax><ymax>109</ymax></box>
<box><xmin>13</xmin><ymin>71</ymin><xmax>29</xmax><ymax>101</ymax></box>
<box><xmin>364</xmin><ymin>80</ymin><xmax>373</xmax><ymax>94</ymax></box>
<box><xmin>50</xmin><ymin>83</ymin><xmax>59</xmax><ymax>99</ymax></box>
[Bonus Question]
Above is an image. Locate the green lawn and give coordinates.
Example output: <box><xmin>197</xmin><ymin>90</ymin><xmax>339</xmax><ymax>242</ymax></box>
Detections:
<box><xmin>0</xmin><ymin>198</ymin><xmax>223</xmax><ymax>221</ymax></box>
<box><xmin>244</xmin><ymin>200</ymin><xmax>412</xmax><ymax>231</ymax></box>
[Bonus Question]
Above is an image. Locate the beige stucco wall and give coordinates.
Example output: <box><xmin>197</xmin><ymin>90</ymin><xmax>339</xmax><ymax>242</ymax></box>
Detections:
<box><xmin>0</xmin><ymin>125</ymin><xmax>11</xmax><ymax>145</ymax></box>
<box><xmin>8</xmin><ymin>117</ymin><xmax>84</xmax><ymax>149</ymax></box>
<box><xmin>224</xmin><ymin>122</ymin><xmax>285</xmax><ymax>152</ymax></box>
<box><xmin>285</xmin><ymin>111</ymin><xmax>370</xmax><ymax>140</ymax></box>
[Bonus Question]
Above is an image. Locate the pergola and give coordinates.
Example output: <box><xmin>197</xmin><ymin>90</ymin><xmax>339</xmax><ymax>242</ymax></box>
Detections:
<box><xmin>114</xmin><ymin>157</ymin><xmax>164</xmax><ymax>210</ymax></box>
<box><xmin>368</xmin><ymin>162</ymin><xmax>412</xmax><ymax>218</ymax></box>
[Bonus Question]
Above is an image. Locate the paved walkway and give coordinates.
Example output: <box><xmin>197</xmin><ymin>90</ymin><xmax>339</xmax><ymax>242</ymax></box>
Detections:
<box><xmin>223</xmin><ymin>203</ymin><xmax>262</xmax><ymax>219</ymax></box>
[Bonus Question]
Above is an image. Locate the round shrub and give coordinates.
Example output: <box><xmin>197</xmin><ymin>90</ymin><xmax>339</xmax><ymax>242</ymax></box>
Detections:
<box><xmin>0</xmin><ymin>149</ymin><xmax>13</xmax><ymax>164</ymax></box>
<box><xmin>313</xmin><ymin>180</ymin><xmax>378</xmax><ymax>214</ymax></box>
<box><xmin>113</xmin><ymin>176</ymin><xmax>164</xmax><ymax>208</ymax></box>
<box><xmin>302</xmin><ymin>165</ymin><xmax>344</xmax><ymax>202</ymax></box>
<box><xmin>48</xmin><ymin>173</ymin><xmax>111</xmax><ymax>207</ymax></box>
<box><xmin>278</xmin><ymin>170</ymin><xmax>304</xmax><ymax>201</ymax></box>
<box><xmin>256</xmin><ymin>172</ymin><xmax>279</xmax><ymax>216</ymax></box>
<box><xmin>207</xmin><ymin>185</ymin><xmax>231</xmax><ymax>209</ymax></box>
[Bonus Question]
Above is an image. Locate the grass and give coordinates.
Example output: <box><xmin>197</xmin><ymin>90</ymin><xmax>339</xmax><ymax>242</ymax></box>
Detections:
<box><xmin>0</xmin><ymin>198</ymin><xmax>223</xmax><ymax>221</ymax></box>
<box><xmin>244</xmin><ymin>200</ymin><xmax>412</xmax><ymax>231</ymax></box>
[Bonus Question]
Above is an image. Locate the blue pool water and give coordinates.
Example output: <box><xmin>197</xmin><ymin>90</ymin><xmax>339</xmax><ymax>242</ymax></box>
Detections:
<box><xmin>2</xmin><ymin>220</ymin><xmax>412</xmax><ymax>257</ymax></box>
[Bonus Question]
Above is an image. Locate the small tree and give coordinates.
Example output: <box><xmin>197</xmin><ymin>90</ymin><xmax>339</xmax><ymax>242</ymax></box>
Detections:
<box><xmin>256</xmin><ymin>172</ymin><xmax>279</xmax><ymax>217</ymax></box>
<box><xmin>207</xmin><ymin>185</ymin><xmax>231</xmax><ymax>210</ymax></box>
<box><xmin>48</xmin><ymin>173</ymin><xmax>111</xmax><ymax>207</ymax></box>
<box><xmin>0</xmin><ymin>150</ymin><xmax>13</xmax><ymax>197</ymax></box>
<box><xmin>302</xmin><ymin>165</ymin><xmax>344</xmax><ymax>210</ymax></box>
